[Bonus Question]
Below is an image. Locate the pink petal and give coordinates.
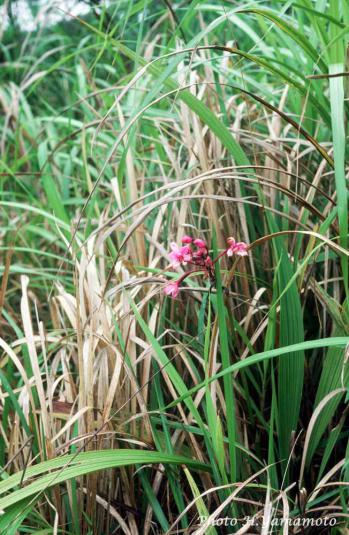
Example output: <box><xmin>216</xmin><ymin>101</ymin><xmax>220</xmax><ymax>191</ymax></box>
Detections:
<box><xmin>169</xmin><ymin>252</ymin><xmax>181</xmax><ymax>267</ymax></box>
<box><xmin>181</xmin><ymin>235</ymin><xmax>193</xmax><ymax>244</ymax></box>
<box><xmin>234</xmin><ymin>242</ymin><xmax>248</xmax><ymax>254</ymax></box>
<box><xmin>193</xmin><ymin>238</ymin><xmax>206</xmax><ymax>248</ymax></box>
<box><xmin>227</xmin><ymin>240</ymin><xmax>248</xmax><ymax>257</ymax></box>
<box><xmin>164</xmin><ymin>281</ymin><xmax>179</xmax><ymax>298</ymax></box>
<box><xmin>170</xmin><ymin>242</ymin><xmax>180</xmax><ymax>253</ymax></box>
<box><xmin>180</xmin><ymin>245</ymin><xmax>191</xmax><ymax>255</ymax></box>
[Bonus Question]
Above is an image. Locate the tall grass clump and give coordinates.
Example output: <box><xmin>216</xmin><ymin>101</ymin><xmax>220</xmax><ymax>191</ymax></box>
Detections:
<box><xmin>0</xmin><ymin>0</ymin><xmax>348</xmax><ymax>533</ymax></box>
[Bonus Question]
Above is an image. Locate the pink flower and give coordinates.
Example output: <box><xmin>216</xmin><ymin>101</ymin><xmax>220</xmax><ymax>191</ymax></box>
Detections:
<box><xmin>193</xmin><ymin>249</ymin><xmax>205</xmax><ymax>258</ymax></box>
<box><xmin>193</xmin><ymin>238</ymin><xmax>206</xmax><ymax>249</ymax></box>
<box><xmin>164</xmin><ymin>280</ymin><xmax>180</xmax><ymax>298</ymax></box>
<box><xmin>226</xmin><ymin>237</ymin><xmax>248</xmax><ymax>257</ymax></box>
<box><xmin>168</xmin><ymin>243</ymin><xmax>192</xmax><ymax>268</ymax></box>
<box><xmin>181</xmin><ymin>235</ymin><xmax>193</xmax><ymax>244</ymax></box>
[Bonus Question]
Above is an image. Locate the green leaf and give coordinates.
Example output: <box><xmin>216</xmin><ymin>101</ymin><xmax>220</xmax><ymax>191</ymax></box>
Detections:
<box><xmin>306</xmin><ymin>322</ymin><xmax>349</xmax><ymax>467</ymax></box>
<box><xmin>162</xmin><ymin>338</ymin><xmax>349</xmax><ymax>410</ymax></box>
<box><xmin>0</xmin><ymin>450</ymin><xmax>209</xmax><ymax>512</ymax></box>
<box><xmin>276</xmin><ymin>251</ymin><xmax>304</xmax><ymax>475</ymax></box>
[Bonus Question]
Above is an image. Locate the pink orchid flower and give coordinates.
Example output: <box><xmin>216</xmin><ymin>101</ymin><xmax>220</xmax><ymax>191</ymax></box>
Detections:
<box><xmin>169</xmin><ymin>243</ymin><xmax>192</xmax><ymax>267</ymax></box>
<box><xmin>181</xmin><ymin>235</ymin><xmax>193</xmax><ymax>244</ymax></box>
<box><xmin>164</xmin><ymin>280</ymin><xmax>180</xmax><ymax>298</ymax></box>
<box><xmin>163</xmin><ymin>235</ymin><xmax>250</xmax><ymax>298</ymax></box>
<box><xmin>193</xmin><ymin>238</ymin><xmax>206</xmax><ymax>249</ymax></box>
<box><xmin>226</xmin><ymin>237</ymin><xmax>248</xmax><ymax>257</ymax></box>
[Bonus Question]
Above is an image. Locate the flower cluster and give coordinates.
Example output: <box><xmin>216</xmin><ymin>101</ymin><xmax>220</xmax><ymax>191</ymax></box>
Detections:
<box><xmin>164</xmin><ymin>235</ymin><xmax>248</xmax><ymax>298</ymax></box>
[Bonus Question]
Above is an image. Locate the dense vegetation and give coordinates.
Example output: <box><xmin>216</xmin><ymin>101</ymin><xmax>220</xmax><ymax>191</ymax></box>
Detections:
<box><xmin>0</xmin><ymin>1</ymin><xmax>348</xmax><ymax>533</ymax></box>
